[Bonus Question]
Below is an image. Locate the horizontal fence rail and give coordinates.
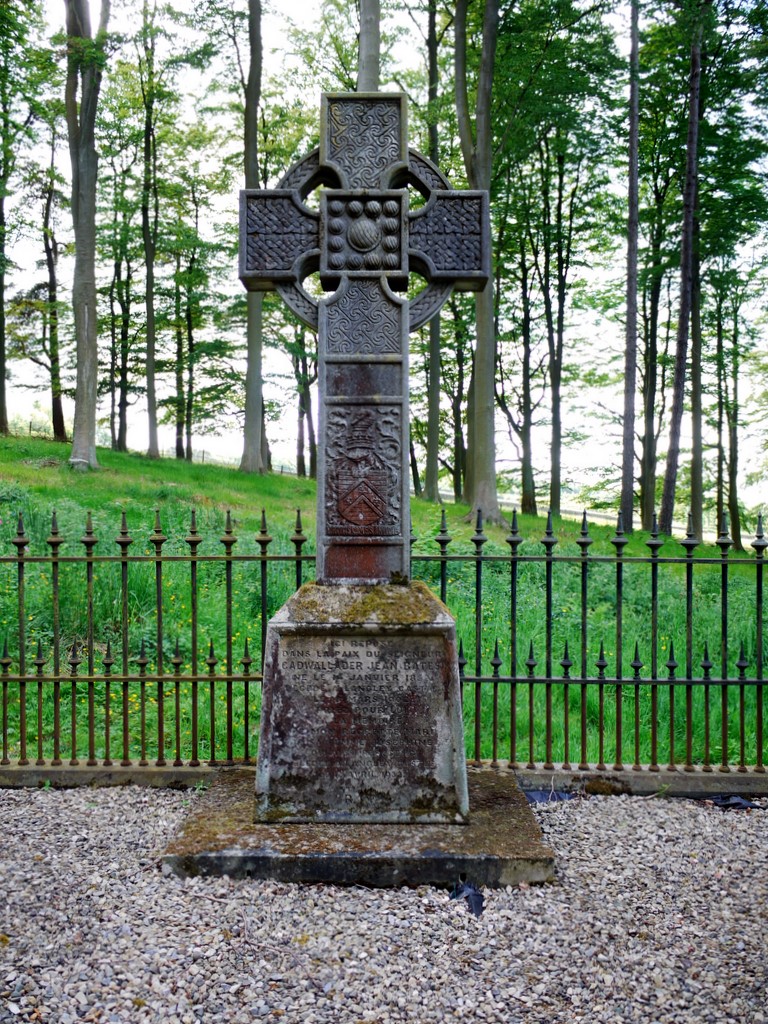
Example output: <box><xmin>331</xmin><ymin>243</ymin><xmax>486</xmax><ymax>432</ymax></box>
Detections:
<box><xmin>0</xmin><ymin>505</ymin><xmax>766</xmax><ymax>778</ymax></box>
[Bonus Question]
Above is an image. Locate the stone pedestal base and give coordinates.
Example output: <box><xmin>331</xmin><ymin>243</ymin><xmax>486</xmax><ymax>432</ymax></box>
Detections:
<box><xmin>255</xmin><ymin>581</ymin><xmax>469</xmax><ymax>824</ymax></box>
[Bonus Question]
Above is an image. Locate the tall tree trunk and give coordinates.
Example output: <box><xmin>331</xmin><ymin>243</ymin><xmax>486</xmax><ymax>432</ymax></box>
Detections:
<box><xmin>116</xmin><ymin>257</ymin><xmax>131</xmax><ymax>452</ymax></box>
<box><xmin>357</xmin><ymin>0</ymin><xmax>380</xmax><ymax>91</ymax></box>
<box><xmin>174</xmin><ymin>253</ymin><xmax>185</xmax><ymax>459</ymax></box>
<box><xmin>240</xmin><ymin>291</ymin><xmax>266</xmax><ymax>472</ymax></box>
<box><xmin>423</xmin><ymin>0</ymin><xmax>441</xmax><ymax>502</ymax></box>
<box><xmin>725</xmin><ymin>295</ymin><xmax>742</xmax><ymax>551</ymax></box>
<box><xmin>185</xmin><ymin>288</ymin><xmax>194</xmax><ymax>462</ymax></box>
<box><xmin>42</xmin><ymin>150</ymin><xmax>66</xmax><ymax>443</ymax></box>
<box><xmin>139</xmin><ymin>0</ymin><xmax>160</xmax><ymax>459</ymax></box>
<box><xmin>621</xmin><ymin>0</ymin><xmax>639</xmax><ymax>531</ymax></box>
<box><xmin>410</xmin><ymin>439</ymin><xmax>422</xmax><ymax>497</ymax></box>
<box><xmin>293</xmin><ymin>347</ymin><xmax>306</xmax><ymax>477</ymax></box>
<box><xmin>307</xmin><ymin>382</ymin><xmax>317</xmax><ymax>479</ymax></box>
<box><xmin>0</xmin><ymin>195</ymin><xmax>8</xmax><ymax>434</ymax></box>
<box><xmin>715</xmin><ymin>291</ymin><xmax>725</xmax><ymax>529</ymax></box>
<box><xmin>519</xmin><ymin>243</ymin><xmax>536</xmax><ymax>515</ymax></box>
<box><xmin>639</xmin><ymin>249</ymin><xmax>661</xmax><ymax>529</ymax></box>
<box><xmin>65</xmin><ymin>0</ymin><xmax>110</xmax><ymax>469</ymax></box>
<box><xmin>690</xmin><ymin>240</ymin><xmax>703</xmax><ymax>540</ymax></box>
<box><xmin>239</xmin><ymin>0</ymin><xmax>266</xmax><ymax>473</ymax></box>
<box><xmin>109</xmin><ymin>271</ymin><xmax>118</xmax><ymax>449</ymax></box>
<box><xmin>659</xmin><ymin>21</ymin><xmax>702</xmax><ymax>535</ymax></box>
<box><xmin>455</xmin><ymin>0</ymin><xmax>501</xmax><ymax>523</ymax></box>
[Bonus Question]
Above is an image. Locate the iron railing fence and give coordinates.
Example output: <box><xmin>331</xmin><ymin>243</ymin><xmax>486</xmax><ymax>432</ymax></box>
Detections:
<box><xmin>0</xmin><ymin>506</ymin><xmax>766</xmax><ymax>776</ymax></box>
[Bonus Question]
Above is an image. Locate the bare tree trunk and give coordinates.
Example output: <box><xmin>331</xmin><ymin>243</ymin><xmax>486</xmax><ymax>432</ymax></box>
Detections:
<box><xmin>659</xmin><ymin>22</ymin><xmax>702</xmax><ymax>535</ymax></box>
<box><xmin>410</xmin><ymin>439</ymin><xmax>422</xmax><ymax>497</ymax></box>
<box><xmin>139</xmin><ymin>0</ymin><xmax>160</xmax><ymax>459</ymax></box>
<box><xmin>65</xmin><ymin>0</ymin><xmax>110</xmax><ymax>469</ymax></box>
<box><xmin>357</xmin><ymin>0</ymin><xmax>380</xmax><ymax>91</ymax></box>
<box><xmin>240</xmin><ymin>291</ymin><xmax>266</xmax><ymax>472</ymax></box>
<box><xmin>307</xmin><ymin>386</ymin><xmax>317</xmax><ymax>479</ymax></box>
<box><xmin>455</xmin><ymin>0</ymin><xmax>501</xmax><ymax>523</ymax></box>
<box><xmin>174</xmin><ymin>253</ymin><xmax>185</xmax><ymax>459</ymax></box>
<box><xmin>715</xmin><ymin>291</ymin><xmax>725</xmax><ymax>529</ymax></box>
<box><xmin>726</xmin><ymin>330</ymin><xmax>742</xmax><ymax>551</ymax></box>
<box><xmin>116</xmin><ymin>258</ymin><xmax>131</xmax><ymax>452</ymax></box>
<box><xmin>423</xmin><ymin>0</ymin><xmax>441</xmax><ymax>502</ymax></box>
<box><xmin>519</xmin><ymin>244</ymin><xmax>536</xmax><ymax>515</ymax></box>
<box><xmin>185</xmin><ymin>287</ymin><xmax>194</xmax><ymax>462</ymax></box>
<box><xmin>239</xmin><ymin>0</ymin><xmax>266</xmax><ymax>473</ymax></box>
<box><xmin>42</xmin><ymin>142</ymin><xmax>67</xmax><ymax>443</ymax></box>
<box><xmin>621</xmin><ymin>0</ymin><xmax>639</xmax><ymax>531</ymax></box>
<box><xmin>293</xmin><ymin>345</ymin><xmax>306</xmax><ymax>477</ymax></box>
<box><xmin>690</xmin><ymin>242</ymin><xmax>703</xmax><ymax>540</ymax></box>
<box><xmin>0</xmin><ymin>196</ymin><xmax>8</xmax><ymax>434</ymax></box>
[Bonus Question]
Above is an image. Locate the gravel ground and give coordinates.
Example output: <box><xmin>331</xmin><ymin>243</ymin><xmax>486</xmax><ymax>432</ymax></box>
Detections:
<box><xmin>0</xmin><ymin>785</ymin><xmax>765</xmax><ymax>1024</ymax></box>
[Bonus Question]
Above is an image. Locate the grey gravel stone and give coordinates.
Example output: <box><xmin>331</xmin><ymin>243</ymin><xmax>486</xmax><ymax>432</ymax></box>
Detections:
<box><xmin>0</xmin><ymin>786</ymin><xmax>765</xmax><ymax>1023</ymax></box>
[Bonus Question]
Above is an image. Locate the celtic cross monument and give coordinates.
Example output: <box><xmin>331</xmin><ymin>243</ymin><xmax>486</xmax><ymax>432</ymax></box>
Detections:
<box><xmin>240</xmin><ymin>93</ymin><xmax>489</xmax><ymax>824</ymax></box>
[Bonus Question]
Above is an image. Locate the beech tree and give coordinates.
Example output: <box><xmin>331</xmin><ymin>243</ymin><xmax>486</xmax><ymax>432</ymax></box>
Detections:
<box><xmin>10</xmin><ymin>114</ymin><xmax>69</xmax><ymax>442</ymax></box>
<box><xmin>455</xmin><ymin>0</ymin><xmax>501</xmax><ymax>522</ymax></box>
<box><xmin>240</xmin><ymin>0</ymin><xmax>267</xmax><ymax>472</ymax></box>
<box><xmin>65</xmin><ymin>0</ymin><xmax>111</xmax><ymax>469</ymax></box>
<box><xmin>0</xmin><ymin>0</ymin><xmax>47</xmax><ymax>436</ymax></box>
<box><xmin>621</xmin><ymin>0</ymin><xmax>640</xmax><ymax>531</ymax></box>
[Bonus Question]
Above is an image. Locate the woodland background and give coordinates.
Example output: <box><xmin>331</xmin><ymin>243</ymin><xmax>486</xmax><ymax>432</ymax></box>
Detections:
<box><xmin>1</xmin><ymin>0</ymin><xmax>767</xmax><ymax>546</ymax></box>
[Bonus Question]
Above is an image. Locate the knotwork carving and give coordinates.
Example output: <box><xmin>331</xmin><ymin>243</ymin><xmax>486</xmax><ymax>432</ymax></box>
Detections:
<box><xmin>276</xmin><ymin>282</ymin><xmax>320</xmax><ymax>331</ymax></box>
<box><xmin>409</xmin><ymin>194</ymin><xmax>485</xmax><ymax>274</ymax></box>
<box><xmin>409</xmin><ymin>283</ymin><xmax>453</xmax><ymax>333</ymax></box>
<box><xmin>405</xmin><ymin>150</ymin><xmax>450</xmax><ymax>194</ymax></box>
<box><xmin>245</xmin><ymin>194</ymin><xmax>318</xmax><ymax>274</ymax></box>
<box><xmin>326</xmin><ymin>97</ymin><xmax>403</xmax><ymax>188</ymax></box>
<box><xmin>278</xmin><ymin>148</ymin><xmax>323</xmax><ymax>195</ymax></box>
<box><xmin>325</xmin><ymin>279</ymin><xmax>402</xmax><ymax>356</ymax></box>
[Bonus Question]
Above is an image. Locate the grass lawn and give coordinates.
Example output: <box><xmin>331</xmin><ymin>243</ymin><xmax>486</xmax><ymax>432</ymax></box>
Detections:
<box><xmin>0</xmin><ymin>434</ymin><xmax>764</xmax><ymax>769</ymax></box>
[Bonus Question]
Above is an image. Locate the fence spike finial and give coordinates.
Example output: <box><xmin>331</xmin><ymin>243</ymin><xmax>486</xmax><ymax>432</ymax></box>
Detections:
<box><xmin>737</xmin><ymin>643</ymin><xmax>748</xmax><ymax>677</ymax></box>
<box><xmin>542</xmin><ymin>511</ymin><xmax>557</xmax><ymax>552</ymax></box>
<box><xmin>576</xmin><ymin>511</ymin><xmax>592</xmax><ymax>552</ymax></box>
<box><xmin>666</xmin><ymin>643</ymin><xmax>678</xmax><ymax>677</ymax></box>
<box><xmin>631</xmin><ymin>642</ymin><xmax>643</xmax><ymax>676</ymax></box>
<box><xmin>647</xmin><ymin>513</ymin><xmax>664</xmax><ymax>555</ymax></box>
<box><xmin>596</xmin><ymin>642</ymin><xmax>608</xmax><ymax>677</ymax></box>
<box><xmin>716</xmin><ymin>512</ymin><xmax>732</xmax><ymax>554</ymax></box>
<box><xmin>491</xmin><ymin>641</ymin><xmax>502</xmax><ymax>676</ymax></box>
<box><xmin>560</xmin><ymin>642</ymin><xmax>573</xmax><ymax>677</ymax></box>
<box><xmin>506</xmin><ymin>510</ymin><xmax>522</xmax><ymax>552</ymax></box>
<box><xmin>612</xmin><ymin>511</ymin><xmax>628</xmax><ymax>551</ymax></box>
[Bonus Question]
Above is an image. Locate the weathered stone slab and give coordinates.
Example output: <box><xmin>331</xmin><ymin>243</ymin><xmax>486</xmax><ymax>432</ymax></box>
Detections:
<box><xmin>255</xmin><ymin>581</ymin><xmax>469</xmax><ymax>824</ymax></box>
<box><xmin>162</xmin><ymin>766</ymin><xmax>555</xmax><ymax>888</ymax></box>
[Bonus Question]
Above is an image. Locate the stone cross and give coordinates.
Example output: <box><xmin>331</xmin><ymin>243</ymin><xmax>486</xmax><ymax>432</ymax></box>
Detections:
<box><xmin>240</xmin><ymin>93</ymin><xmax>489</xmax><ymax>583</ymax></box>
